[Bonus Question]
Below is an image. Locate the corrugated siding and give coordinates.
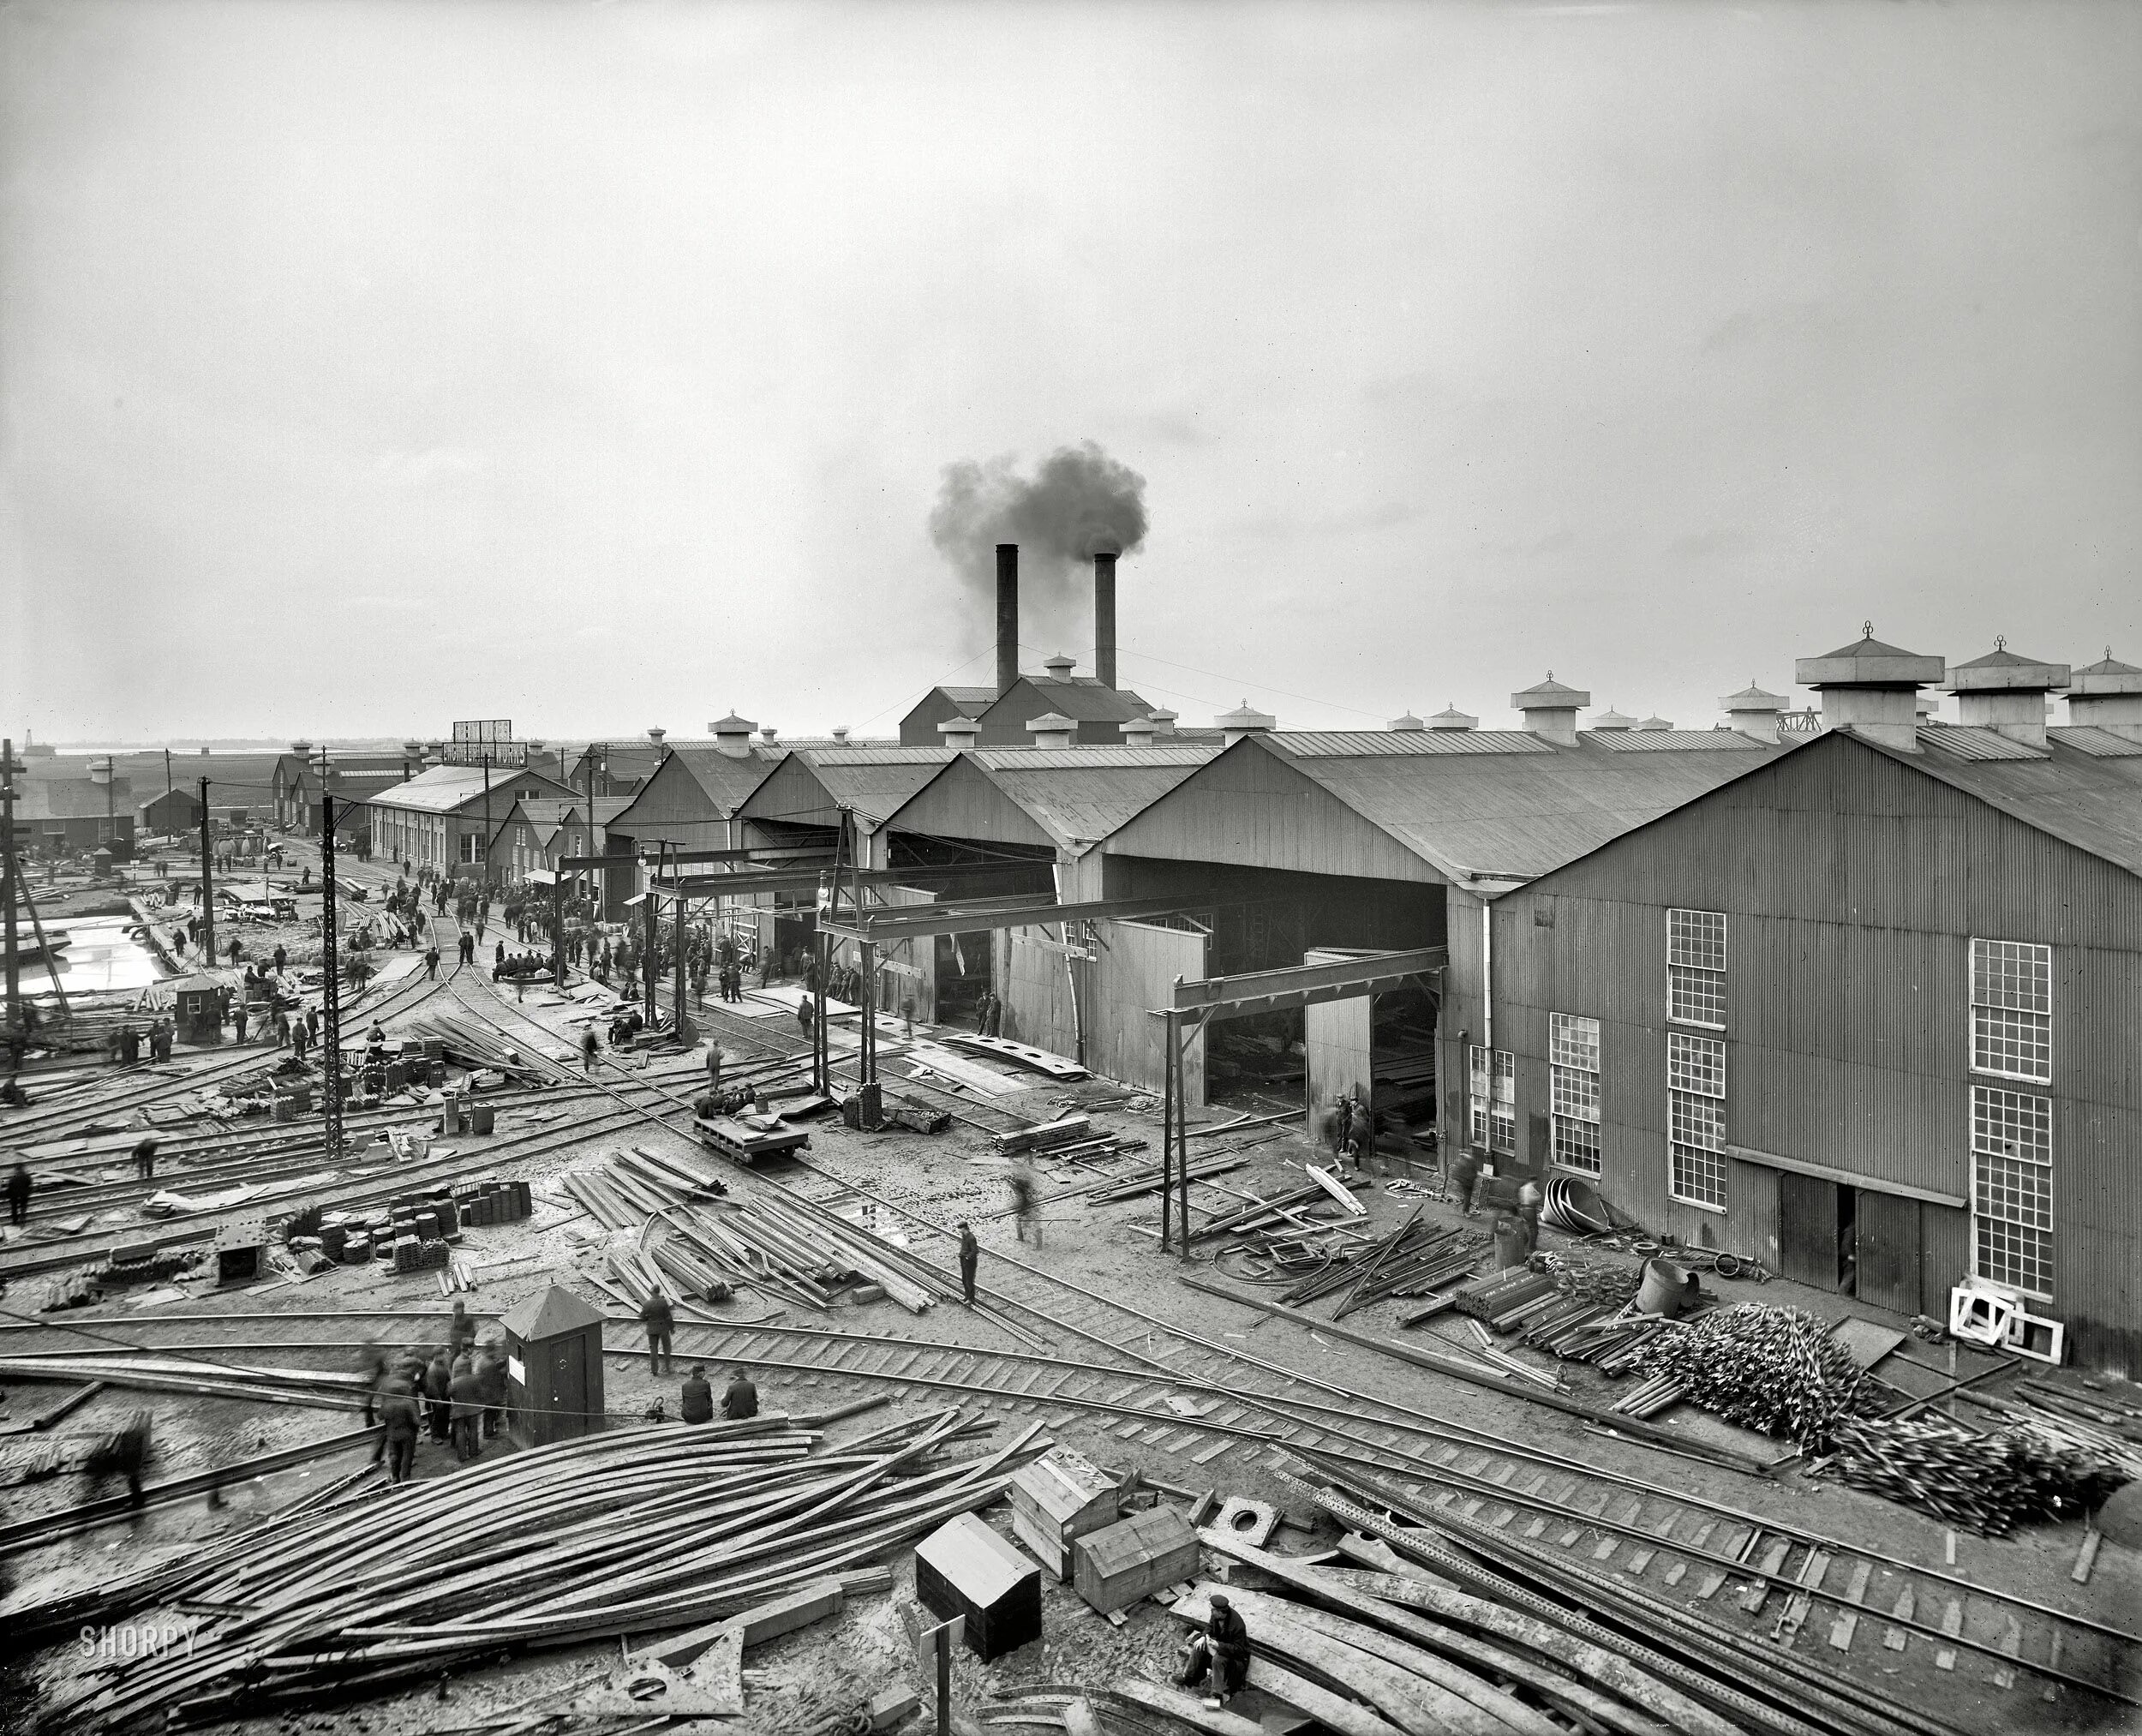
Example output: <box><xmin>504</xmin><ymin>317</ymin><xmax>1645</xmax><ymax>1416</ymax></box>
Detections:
<box><xmin>1488</xmin><ymin>733</ymin><xmax>2142</xmax><ymax>1371</ymax></box>
<box><xmin>1086</xmin><ymin>919</ymin><xmax>1208</xmax><ymax>1101</ymax></box>
<box><xmin>885</xmin><ymin>758</ymin><xmax>1060</xmax><ymax>850</ymax></box>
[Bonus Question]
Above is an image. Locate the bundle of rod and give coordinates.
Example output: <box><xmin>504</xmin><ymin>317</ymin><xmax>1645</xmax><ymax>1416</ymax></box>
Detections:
<box><xmin>1635</xmin><ymin>1303</ymin><xmax>1881</xmax><ymax>1450</ymax></box>
<box><xmin>48</xmin><ymin>1408</ymin><xmax>1047</xmax><ymax>1733</ymax></box>
<box><xmin>0</xmin><ymin>1352</ymin><xmax>370</xmax><ymax>1412</ymax></box>
<box><xmin>400</xmin><ymin>1013</ymin><xmax>553</xmax><ymax>1084</ymax></box>
<box><xmin>1822</xmin><ymin>1412</ymin><xmax>2127</xmax><ymax>1536</ymax></box>
<box><xmin>1541</xmin><ymin>1307</ymin><xmax>1666</xmax><ymax>1372</ymax></box>
<box><xmin>1960</xmin><ymin>1388</ymin><xmax>2142</xmax><ymax>1480</ymax></box>
<box><xmin>1451</xmin><ymin>1266</ymin><xmax>1561</xmax><ymax>1329</ymax></box>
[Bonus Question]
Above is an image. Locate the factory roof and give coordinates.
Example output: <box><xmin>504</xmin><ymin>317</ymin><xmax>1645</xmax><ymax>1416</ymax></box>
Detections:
<box><xmin>365</xmin><ymin>764</ymin><xmax>575</xmax><ymax>816</ymax></box>
<box><xmin>737</xmin><ymin>748</ymin><xmax>958</xmax><ymax>829</ymax></box>
<box><xmin>631</xmin><ymin>744</ymin><xmax>787</xmax><ymax>819</ymax></box>
<box><xmin>1582</xmin><ymin>728</ymin><xmax>1760</xmax><ymax>751</ymax></box>
<box><xmin>1104</xmin><ymin>728</ymin><xmax>1790</xmax><ymax>885</ymax></box>
<box><xmin>973</xmin><ymin>676</ymin><xmax>1156</xmax><ymax>728</ymax></box>
<box><xmin>16</xmin><ymin>778</ymin><xmax>134</xmax><ymax>820</ymax></box>
<box><xmin>2048</xmin><ymin>726</ymin><xmax>2142</xmax><ymax>758</ymax></box>
<box><xmin>885</xmin><ymin>745</ymin><xmax>1218</xmax><ymax>852</ymax></box>
<box><xmin>1861</xmin><ymin>733</ymin><xmax>2142</xmax><ymax>880</ymax></box>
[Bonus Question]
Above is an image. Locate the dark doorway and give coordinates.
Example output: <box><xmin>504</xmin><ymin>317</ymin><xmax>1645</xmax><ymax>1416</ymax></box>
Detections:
<box><xmin>1778</xmin><ymin>1171</ymin><xmax>1846</xmax><ymax>1290</ymax></box>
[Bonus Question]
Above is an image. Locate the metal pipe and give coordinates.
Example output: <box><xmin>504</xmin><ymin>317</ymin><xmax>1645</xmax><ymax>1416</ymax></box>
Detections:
<box><xmin>1093</xmin><ymin>550</ymin><xmax>1117</xmax><ymax>688</ymax></box>
<box><xmin>995</xmin><ymin>543</ymin><xmax>1019</xmax><ymax>697</ymax></box>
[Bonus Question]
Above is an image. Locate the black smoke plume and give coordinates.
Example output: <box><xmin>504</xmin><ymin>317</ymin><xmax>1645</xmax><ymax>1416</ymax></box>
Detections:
<box><xmin>929</xmin><ymin>442</ymin><xmax>1148</xmax><ymax>658</ymax></box>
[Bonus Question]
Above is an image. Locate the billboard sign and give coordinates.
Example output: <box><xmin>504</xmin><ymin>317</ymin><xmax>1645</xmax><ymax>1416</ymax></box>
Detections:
<box><xmin>446</xmin><ymin>721</ymin><xmax>526</xmax><ymax>767</ymax></box>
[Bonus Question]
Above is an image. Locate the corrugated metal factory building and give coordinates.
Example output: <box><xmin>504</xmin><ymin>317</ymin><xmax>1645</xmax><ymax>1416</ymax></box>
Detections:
<box><xmin>1483</xmin><ymin>639</ymin><xmax>2142</xmax><ymax>1373</ymax></box>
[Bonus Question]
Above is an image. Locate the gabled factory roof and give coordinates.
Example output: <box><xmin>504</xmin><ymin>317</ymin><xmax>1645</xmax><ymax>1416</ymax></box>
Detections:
<box><xmin>886</xmin><ymin>745</ymin><xmax>1218</xmax><ymax>853</ymax></box>
<box><xmin>1861</xmin><ymin>732</ymin><xmax>2142</xmax><ymax>879</ymax></box>
<box><xmin>2048</xmin><ymin>726</ymin><xmax>2142</xmax><ymax>758</ymax></box>
<box><xmin>621</xmin><ymin>743</ymin><xmax>787</xmax><ymax>822</ymax></box>
<box><xmin>973</xmin><ymin>676</ymin><xmax>1157</xmax><ymax>730</ymax></box>
<box><xmin>15</xmin><ymin>778</ymin><xmax>134</xmax><ymax>820</ymax></box>
<box><xmin>1582</xmin><ymin>728</ymin><xmax>1760</xmax><ymax>752</ymax></box>
<box><xmin>365</xmin><ymin>764</ymin><xmax>575</xmax><ymax>816</ymax></box>
<box><xmin>1101</xmin><ymin>727</ymin><xmax>1791</xmax><ymax>885</ymax></box>
<box><xmin>739</xmin><ymin>748</ymin><xmax>958</xmax><ymax>829</ymax></box>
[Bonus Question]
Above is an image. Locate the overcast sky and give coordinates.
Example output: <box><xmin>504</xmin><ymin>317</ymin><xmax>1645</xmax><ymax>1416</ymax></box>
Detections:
<box><xmin>4</xmin><ymin>0</ymin><xmax>2139</xmax><ymax>743</ymax></box>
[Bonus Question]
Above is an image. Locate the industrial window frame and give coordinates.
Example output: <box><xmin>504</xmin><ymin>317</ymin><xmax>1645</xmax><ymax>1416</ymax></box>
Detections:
<box><xmin>1549</xmin><ymin>1013</ymin><xmax>1601</xmax><ymax>1175</ymax></box>
<box><xmin>1969</xmin><ymin>938</ymin><xmax>2051</xmax><ymax>1084</ymax></box>
<box><xmin>1970</xmin><ymin>1083</ymin><xmax>2053</xmax><ymax>1299</ymax></box>
<box><xmin>458</xmin><ymin>830</ymin><xmax>481</xmax><ymax>865</ymax></box>
<box><xmin>1667</xmin><ymin>1032</ymin><xmax>1726</xmax><ymax>1211</ymax></box>
<box><xmin>1667</xmin><ymin>907</ymin><xmax>1727</xmax><ymax>1030</ymax></box>
<box><xmin>1468</xmin><ymin>1044</ymin><xmax>1516</xmax><ymax>1156</ymax></box>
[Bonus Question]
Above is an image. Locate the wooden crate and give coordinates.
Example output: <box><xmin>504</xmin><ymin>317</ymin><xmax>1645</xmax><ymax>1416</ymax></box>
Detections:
<box><xmin>1071</xmin><ymin>1506</ymin><xmax>1200</xmax><ymax>1615</ymax></box>
<box><xmin>914</xmin><ymin>1513</ymin><xmax>1042</xmax><ymax>1661</ymax></box>
<box><xmin>1008</xmin><ymin>1446</ymin><xmax>1119</xmax><ymax>1582</ymax></box>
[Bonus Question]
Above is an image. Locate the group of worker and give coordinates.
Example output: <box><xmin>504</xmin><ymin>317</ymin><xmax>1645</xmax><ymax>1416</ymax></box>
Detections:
<box><xmin>972</xmin><ymin>989</ymin><xmax>1004</xmax><ymax>1038</ymax></box>
<box><xmin>362</xmin><ymin>1302</ymin><xmax>509</xmax><ymax>1482</ymax></box>
<box><xmin>109</xmin><ymin>1019</ymin><xmax>175</xmax><ymax>1065</ymax></box>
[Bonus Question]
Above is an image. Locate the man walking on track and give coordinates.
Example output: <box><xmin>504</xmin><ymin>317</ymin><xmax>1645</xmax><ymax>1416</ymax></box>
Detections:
<box><xmin>957</xmin><ymin>1220</ymin><xmax>979</xmax><ymax>1303</ymax></box>
<box><xmin>640</xmin><ymin>1290</ymin><xmax>674</xmax><ymax>1376</ymax></box>
<box><xmin>1008</xmin><ymin>1165</ymin><xmax>1043</xmax><ymax>1248</ymax></box>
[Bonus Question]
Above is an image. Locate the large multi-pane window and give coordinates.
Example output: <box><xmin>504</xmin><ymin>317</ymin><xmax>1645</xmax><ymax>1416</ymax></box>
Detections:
<box><xmin>1468</xmin><ymin>1045</ymin><xmax>1515</xmax><ymax>1156</ymax></box>
<box><xmin>1667</xmin><ymin>908</ymin><xmax>1726</xmax><ymax>1028</ymax></box>
<box><xmin>1549</xmin><ymin>1014</ymin><xmax>1601</xmax><ymax>1173</ymax></box>
<box><xmin>1970</xmin><ymin>938</ymin><xmax>2052</xmax><ymax>1083</ymax></box>
<box><xmin>1971</xmin><ymin>1085</ymin><xmax>2052</xmax><ymax>1296</ymax></box>
<box><xmin>1668</xmin><ymin>1030</ymin><xmax>1727</xmax><ymax>1209</ymax></box>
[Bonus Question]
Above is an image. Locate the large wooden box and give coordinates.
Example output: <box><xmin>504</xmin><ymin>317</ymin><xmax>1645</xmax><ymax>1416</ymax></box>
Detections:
<box><xmin>913</xmin><ymin>1512</ymin><xmax>1042</xmax><ymax>1662</ymax></box>
<box><xmin>1071</xmin><ymin>1506</ymin><xmax>1200</xmax><ymax>1615</ymax></box>
<box><xmin>1008</xmin><ymin>1446</ymin><xmax>1119</xmax><ymax>1582</ymax></box>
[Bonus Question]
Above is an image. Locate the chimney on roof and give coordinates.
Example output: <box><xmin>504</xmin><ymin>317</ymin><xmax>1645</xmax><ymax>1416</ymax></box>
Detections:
<box><xmin>938</xmin><ymin>715</ymin><xmax>982</xmax><ymax>750</ymax></box>
<box><xmin>1043</xmin><ymin>654</ymin><xmax>1077</xmax><ymax>680</ymax></box>
<box><xmin>1948</xmin><ymin>642</ymin><xmax>2069</xmax><ymax>749</ymax></box>
<box><xmin>1148</xmin><ymin>709</ymin><xmax>1178</xmax><ymax>738</ymax></box>
<box><xmin>996</xmin><ymin>543</ymin><xmax>1020</xmax><ymax>697</ymax></box>
<box><xmin>1720</xmin><ymin>683</ymin><xmax>1786</xmax><ymax>742</ymax></box>
<box><xmin>1027</xmin><ymin>711</ymin><xmax>1076</xmax><ymax>750</ymax></box>
<box><xmin>1218</xmin><ymin>700</ymin><xmax>1276</xmax><ymax>746</ymax></box>
<box><xmin>1511</xmin><ymin>674</ymin><xmax>1589</xmax><ymax>746</ymax></box>
<box><xmin>1795</xmin><ymin>625</ymin><xmax>1944</xmax><ymax>751</ymax></box>
<box><xmin>1121</xmin><ymin>715</ymin><xmax>1156</xmax><ymax>747</ymax></box>
<box><xmin>709</xmin><ymin>713</ymin><xmax>757</xmax><ymax>757</ymax></box>
<box><xmin>1427</xmin><ymin>703</ymin><xmax>1477</xmax><ymax>733</ymax></box>
<box><xmin>1093</xmin><ymin>551</ymin><xmax>1118</xmax><ymax>688</ymax></box>
<box><xmin>2068</xmin><ymin>650</ymin><xmax>2142</xmax><ymax>740</ymax></box>
<box><xmin>1388</xmin><ymin>710</ymin><xmax>1426</xmax><ymax>733</ymax></box>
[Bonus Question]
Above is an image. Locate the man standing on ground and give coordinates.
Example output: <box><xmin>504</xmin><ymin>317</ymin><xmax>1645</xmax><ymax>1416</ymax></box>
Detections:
<box><xmin>581</xmin><ymin>1027</ymin><xmax>601</xmax><ymax>1075</ymax></box>
<box><xmin>476</xmin><ymin>1338</ymin><xmax>507</xmax><ymax>1439</ymax></box>
<box><xmin>133</xmin><ymin>1134</ymin><xmax>161</xmax><ymax>1182</ymax></box>
<box><xmin>640</xmin><ymin>1290</ymin><xmax>674</xmax><ymax>1376</ymax></box>
<box><xmin>7</xmin><ymin>1160</ymin><xmax>30</xmax><ymax>1228</ymax></box>
<box><xmin>957</xmin><ymin>1220</ymin><xmax>979</xmax><ymax>1304</ymax></box>
<box><xmin>423</xmin><ymin>1348</ymin><xmax>453</xmax><ymax>1444</ymax></box>
<box><xmin>232</xmin><ymin>1003</ymin><xmax>248</xmax><ymax>1045</ymax></box>
<box><xmin>272</xmin><ymin>943</ymin><xmax>287</xmax><ymax>975</ymax></box>
<box><xmin>705</xmin><ymin>1044</ymin><xmax>723</xmax><ymax>1094</ymax></box>
<box><xmin>380</xmin><ymin>1378</ymin><xmax>420</xmax><ymax>1485</ymax></box>
<box><xmin>721</xmin><ymin>1366</ymin><xmax>758</xmax><ymax>1420</ymax></box>
<box><xmin>424</xmin><ymin>944</ymin><xmax>440</xmax><ymax>980</ymax></box>
<box><xmin>447</xmin><ymin>1356</ymin><xmax>484</xmax><ymax>1463</ymax></box>
<box><xmin>447</xmin><ymin>1299</ymin><xmax>477</xmax><ymax>1363</ymax></box>
<box><xmin>679</xmin><ymin>1363</ymin><xmax>714</xmax><ymax>1425</ymax></box>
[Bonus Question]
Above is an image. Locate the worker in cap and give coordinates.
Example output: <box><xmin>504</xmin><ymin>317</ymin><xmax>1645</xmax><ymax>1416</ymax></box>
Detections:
<box><xmin>1446</xmin><ymin>1145</ymin><xmax>1481</xmax><ymax>1218</ymax></box>
<box><xmin>476</xmin><ymin>1338</ymin><xmax>507</xmax><ymax>1439</ymax></box>
<box><xmin>640</xmin><ymin>1290</ymin><xmax>675</xmax><ymax>1376</ymax></box>
<box><xmin>721</xmin><ymin>1367</ymin><xmax>759</xmax><ymax>1421</ymax></box>
<box><xmin>1175</xmin><ymin>1590</ymin><xmax>1250</xmax><ymax>1706</ymax></box>
<box><xmin>679</xmin><ymin>1363</ymin><xmax>715</xmax><ymax>1425</ymax></box>
<box><xmin>448</xmin><ymin>1299</ymin><xmax>477</xmax><ymax>1362</ymax></box>
<box><xmin>446</xmin><ymin>1357</ymin><xmax>485</xmax><ymax>1463</ymax></box>
<box><xmin>379</xmin><ymin>1378</ymin><xmax>421</xmax><ymax>1484</ymax></box>
<box><xmin>956</xmin><ymin>1221</ymin><xmax>979</xmax><ymax>1305</ymax></box>
<box><xmin>1008</xmin><ymin>1165</ymin><xmax>1044</xmax><ymax>1248</ymax></box>
<box><xmin>132</xmin><ymin>1134</ymin><xmax>162</xmax><ymax>1182</ymax></box>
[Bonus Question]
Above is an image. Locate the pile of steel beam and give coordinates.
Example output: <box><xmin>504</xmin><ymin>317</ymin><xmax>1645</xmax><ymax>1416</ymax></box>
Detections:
<box><xmin>27</xmin><ymin>1407</ymin><xmax>1047</xmax><ymax>1732</ymax></box>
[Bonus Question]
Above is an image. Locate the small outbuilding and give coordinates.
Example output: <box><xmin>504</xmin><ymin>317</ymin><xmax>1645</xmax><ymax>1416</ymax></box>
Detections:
<box><xmin>500</xmin><ymin>1284</ymin><xmax>607</xmax><ymax>1450</ymax></box>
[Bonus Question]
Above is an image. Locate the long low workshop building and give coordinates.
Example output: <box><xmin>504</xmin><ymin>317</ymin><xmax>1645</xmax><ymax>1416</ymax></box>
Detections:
<box><xmin>366</xmin><ymin>763</ymin><xmax>576</xmax><ymax>877</ymax></box>
<box><xmin>1476</xmin><ymin>638</ymin><xmax>2142</xmax><ymax>1373</ymax></box>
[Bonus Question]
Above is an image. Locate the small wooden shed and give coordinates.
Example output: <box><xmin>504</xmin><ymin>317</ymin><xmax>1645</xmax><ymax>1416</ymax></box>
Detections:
<box><xmin>171</xmin><ymin>973</ymin><xmax>224</xmax><ymax>1045</ymax></box>
<box><xmin>500</xmin><ymin>1284</ymin><xmax>606</xmax><ymax>1450</ymax></box>
<box><xmin>913</xmin><ymin>1512</ymin><xmax>1041</xmax><ymax>1661</ymax></box>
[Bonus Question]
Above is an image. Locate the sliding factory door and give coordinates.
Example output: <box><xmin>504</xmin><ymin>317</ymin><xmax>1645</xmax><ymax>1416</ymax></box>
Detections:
<box><xmin>1777</xmin><ymin>1170</ymin><xmax>1846</xmax><ymax>1290</ymax></box>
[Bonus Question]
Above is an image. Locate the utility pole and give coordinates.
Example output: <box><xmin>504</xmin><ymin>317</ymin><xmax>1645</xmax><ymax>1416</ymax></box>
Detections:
<box><xmin>199</xmin><ymin>776</ymin><xmax>217</xmax><ymax>969</ymax></box>
<box><xmin>482</xmin><ymin>751</ymin><xmax>494</xmax><ymax>892</ymax></box>
<box><xmin>3</xmin><ymin>738</ymin><xmax>21</xmax><ymax>1033</ymax></box>
<box><xmin>320</xmin><ymin>787</ymin><xmax>345</xmax><ymax>1158</ymax></box>
<box><xmin>672</xmin><ymin>861</ymin><xmax>691</xmax><ymax>1045</ymax></box>
<box><xmin>164</xmin><ymin>747</ymin><xmax>172</xmax><ymax>799</ymax></box>
<box><xmin>641</xmin><ymin>850</ymin><xmax>660</xmax><ymax>1028</ymax></box>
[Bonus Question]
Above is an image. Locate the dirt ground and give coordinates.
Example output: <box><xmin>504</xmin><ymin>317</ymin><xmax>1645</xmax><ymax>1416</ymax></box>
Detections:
<box><xmin>2</xmin><ymin>837</ymin><xmax>2136</xmax><ymax>1736</ymax></box>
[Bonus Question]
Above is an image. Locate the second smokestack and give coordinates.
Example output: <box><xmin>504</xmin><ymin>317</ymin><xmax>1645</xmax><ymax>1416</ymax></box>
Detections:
<box><xmin>996</xmin><ymin>543</ymin><xmax>1019</xmax><ymax>697</ymax></box>
<box><xmin>1093</xmin><ymin>550</ymin><xmax>1117</xmax><ymax>689</ymax></box>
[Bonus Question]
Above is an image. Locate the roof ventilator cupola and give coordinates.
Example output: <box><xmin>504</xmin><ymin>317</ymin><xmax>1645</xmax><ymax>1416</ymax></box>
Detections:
<box><xmin>2067</xmin><ymin>649</ymin><xmax>2142</xmax><ymax>742</ymax></box>
<box><xmin>1120</xmin><ymin>715</ymin><xmax>1157</xmax><ymax>747</ymax></box>
<box><xmin>1218</xmin><ymin>701</ymin><xmax>1276</xmax><ymax>746</ymax></box>
<box><xmin>1427</xmin><ymin>703</ymin><xmax>1477</xmax><ymax>732</ymax></box>
<box><xmin>1026</xmin><ymin>711</ymin><xmax>1077</xmax><ymax>750</ymax></box>
<box><xmin>709</xmin><ymin>713</ymin><xmax>757</xmax><ymax>758</ymax></box>
<box><xmin>1720</xmin><ymin>681</ymin><xmax>1787</xmax><ymax>742</ymax></box>
<box><xmin>1511</xmin><ymin>674</ymin><xmax>1589</xmax><ymax>746</ymax></box>
<box><xmin>938</xmin><ymin>716</ymin><xmax>983</xmax><ymax>750</ymax></box>
<box><xmin>1947</xmin><ymin>640</ymin><xmax>2068</xmax><ymax>750</ymax></box>
<box><xmin>1794</xmin><ymin>624</ymin><xmax>1943</xmax><ymax>752</ymax></box>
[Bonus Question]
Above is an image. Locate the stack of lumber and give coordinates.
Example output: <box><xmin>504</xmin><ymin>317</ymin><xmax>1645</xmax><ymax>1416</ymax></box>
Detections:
<box><xmin>1623</xmin><ymin>1302</ymin><xmax>1881</xmax><ymax>1447</ymax></box>
<box><xmin>1275</xmin><ymin>1209</ymin><xmax>1487</xmax><ymax>1316</ymax></box>
<box><xmin>992</xmin><ymin>1113</ymin><xmax>1092</xmax><ymax>1154</ymax></box>
<box><xmin>33</xmin><ymin>1408</ymin><xmax>1047</xmax><ymax>1732</ymax></box>
<box><xmin>402</xmin><ymin>1013</ymin><xmax>553</xmax><ymax>1084</ymax></box>
<box><xmin>1823</xmin><ymin>1410</ymin><xmax>2128</xmax><ymax>1536</ymax></box>
<box><xmin>562</xmin><ymin>1146</ymin><xmax>942</xmax><ymax>1315</ymax></box>
<box><xmin>1079</xmin><ymin>1152</ymin><xmax>1240</xmax><ymax>1205</ymax></box>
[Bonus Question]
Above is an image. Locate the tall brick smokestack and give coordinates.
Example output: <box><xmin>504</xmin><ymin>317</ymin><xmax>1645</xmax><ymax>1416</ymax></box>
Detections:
<box><xmin>1093</xmin><ymin>551</ymin><xmax>1117</xmax><ymax>689</ymax></box>
<box><xmin>996</xmin><ymin>543</ymin><xmax>1020</xmax><ymax>697</ymax></box>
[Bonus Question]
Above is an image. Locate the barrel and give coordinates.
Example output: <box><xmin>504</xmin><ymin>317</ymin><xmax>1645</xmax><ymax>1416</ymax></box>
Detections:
<box><xmin>470</xmin><ymin>1104</ymin><xmax>495</xmax><ymax>1135</ymax></box>
<box><xmin>1637</xmin><ymin>1257</ymin><xmax>1695</xmax><ymax>1318</ymax></box>
<box><xmin>1493</xmin><ymin>1216</ymin><xmax>1531</xmax><ymax>1270</ymax></box>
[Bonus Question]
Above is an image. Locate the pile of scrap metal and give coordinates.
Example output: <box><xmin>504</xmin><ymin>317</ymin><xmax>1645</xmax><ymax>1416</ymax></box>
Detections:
<box><xmin>1820</xmin><ymin>1410</ymin><xmax>2127</xmax><ymax>1536</ymax></box>
<box><xmin>1618</xmin><ymin>1302</ymin><xmax>1879</xmax><ymax>1440</ymax></box>
<box><xmin>1192</xmin><ymin>1175</ymin><xmax>1367</xmax><ymax>1249</ymax></box>
<box><xmin>1228</xmin><ymin>1205</ymin><xmax>1487</xmax><ymax>1317</ymax></box>
<box><xmin>20</xmin><ymin>1407</ymin><xmax>1047</xmax><ymax>1733</ymax></box>
<box><xmin>564</xmin><ymin>1145</ymin><xmax>940</xmax><ymax>1315</ymax></box>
